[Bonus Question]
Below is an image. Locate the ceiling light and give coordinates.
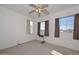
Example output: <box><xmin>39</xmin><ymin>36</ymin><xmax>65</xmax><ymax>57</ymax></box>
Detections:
<box><xmin>29</xmin><ymin>4</ymin><xmax>49</xmax><ymax>17</ymax></box>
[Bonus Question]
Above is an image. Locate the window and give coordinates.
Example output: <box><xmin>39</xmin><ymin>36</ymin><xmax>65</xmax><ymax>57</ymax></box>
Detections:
<box><xmin>40</xmin><ymin>22</ymin><xmax>45</xmax><ymax>31</ymax></box>
<box><xmin>30</xmin><ymin>21</ymin><xmax>33</xmax><ymax>34</ymax></box>
<box><xmin>27</xmin><ymin>20</ymin><xmax>33</xmax><ymax>34</ymax></box>
<box><xmin>38</xmin><ymin>20</ymin><xmax>49</xmax><ymax>36</ymax></box>
<box><xmin>40</xmin><ymin>21</ymin><xmax>45</xmax><ymax>35</ymax></box>
<box><xmin>59</xmin><ymin>16</ymin><xmax>75</xmax><ymax>33</ymax></box>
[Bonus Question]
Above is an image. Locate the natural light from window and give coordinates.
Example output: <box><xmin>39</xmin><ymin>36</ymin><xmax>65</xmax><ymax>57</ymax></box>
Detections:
<box><xmin>30</xmin><ymin>21</ymin><xmax>33</xmax><ymax>34</ymax></box>
<box><xmin>40</xmin><ymin>22</ymin><xmax>45</xmax><ymax>31</ymax></box>
<box><xmin>59</xmin><ymin>16</ymin><xmax>75</xmax><ymax>33</ymax></box>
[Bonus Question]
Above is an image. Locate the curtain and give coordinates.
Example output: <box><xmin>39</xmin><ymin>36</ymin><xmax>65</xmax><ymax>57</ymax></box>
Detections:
<box><xmin>45</xmin><ymin>20</ymin><xmax>49</xmax><ymax>36</ymax></box>
<box><xmin>55</xmin><ymin>18</ymin><xmax>60</xmax><ymax>37</ymax></box>
<box><xmin>37</xmin><ymin>22</ymin><xmax>40</xmax><ymax>36</ymax></box>
<box><xmin>73</xmin><ymin>14</ymin><xmax>79</xmax><ymax>40</ymax></box>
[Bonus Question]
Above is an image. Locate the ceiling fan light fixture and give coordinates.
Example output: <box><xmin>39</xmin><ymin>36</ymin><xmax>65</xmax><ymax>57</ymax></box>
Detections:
<box><xmin>35</xmin><ymin>9</ymin><xmax>39</xmax><ymax>12</ymax></box>
<box><xmin>29</xmin><ymin>4</ymin><xmax>49</xmax><ymax>18</ymax></box>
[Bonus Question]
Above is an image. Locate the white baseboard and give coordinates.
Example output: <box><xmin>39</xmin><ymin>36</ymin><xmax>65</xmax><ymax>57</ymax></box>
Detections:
<box><xmin>0</xmin><ymin>39</ymin><xmax>34</xmax><ymax>50</ymax></box>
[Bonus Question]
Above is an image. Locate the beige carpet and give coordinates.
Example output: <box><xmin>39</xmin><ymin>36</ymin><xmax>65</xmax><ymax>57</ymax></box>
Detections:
<box><xmin>0</xmin><ymin>40</ymin><xmax>79</xmax><ymax>55</ymax></box>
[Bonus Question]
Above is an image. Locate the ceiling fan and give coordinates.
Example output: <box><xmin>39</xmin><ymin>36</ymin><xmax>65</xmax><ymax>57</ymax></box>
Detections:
<box><xmin>29</xmin><ymin>4</ymin><xmax>49</xmax><ymax>17</ymax></box>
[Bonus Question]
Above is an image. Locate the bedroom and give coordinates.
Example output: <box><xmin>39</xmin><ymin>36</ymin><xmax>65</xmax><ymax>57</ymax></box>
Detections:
<box><xmin>0</xmin><ymin>4</ymin><xmax>79</xmax><ymax>55</ymax></box>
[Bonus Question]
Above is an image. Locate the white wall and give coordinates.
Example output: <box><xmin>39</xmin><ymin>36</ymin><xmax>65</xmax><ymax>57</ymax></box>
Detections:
<box><xmin>36</xmin><ymin>5</ymin><xmax>79</xmax><ymax>51</ymax></box>
<box><xmin>0</xmin><ymin>6</ymin><xmax>36</xmax><ymax>50</ymax></box>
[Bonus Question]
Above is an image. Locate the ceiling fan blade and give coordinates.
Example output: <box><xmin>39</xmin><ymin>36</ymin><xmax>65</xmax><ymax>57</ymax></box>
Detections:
<box><xmin>29</xmin><ymin>4</ymin><xmax>36</xmax><ymax>8</ymax></box>
<box><xmin>42</xmin><ymin>9</ymin><xmax>49</xmax><ymax>15</ymax></box>
<box><xmin>40</xmin><ymin>4</ymin><xmax>48</xmax><ymax>9</ymax></box>
<box><xmin>29</xmin><ymin>10</ymin><xmax>35</xmax><ymax>14</ymax></box>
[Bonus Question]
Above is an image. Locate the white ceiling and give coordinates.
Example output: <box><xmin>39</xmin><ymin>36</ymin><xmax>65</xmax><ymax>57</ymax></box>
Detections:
<box><xmin>0</xmin><ymin>4</ymin><xmax>78</xmax><ymax>18</ymax></box>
